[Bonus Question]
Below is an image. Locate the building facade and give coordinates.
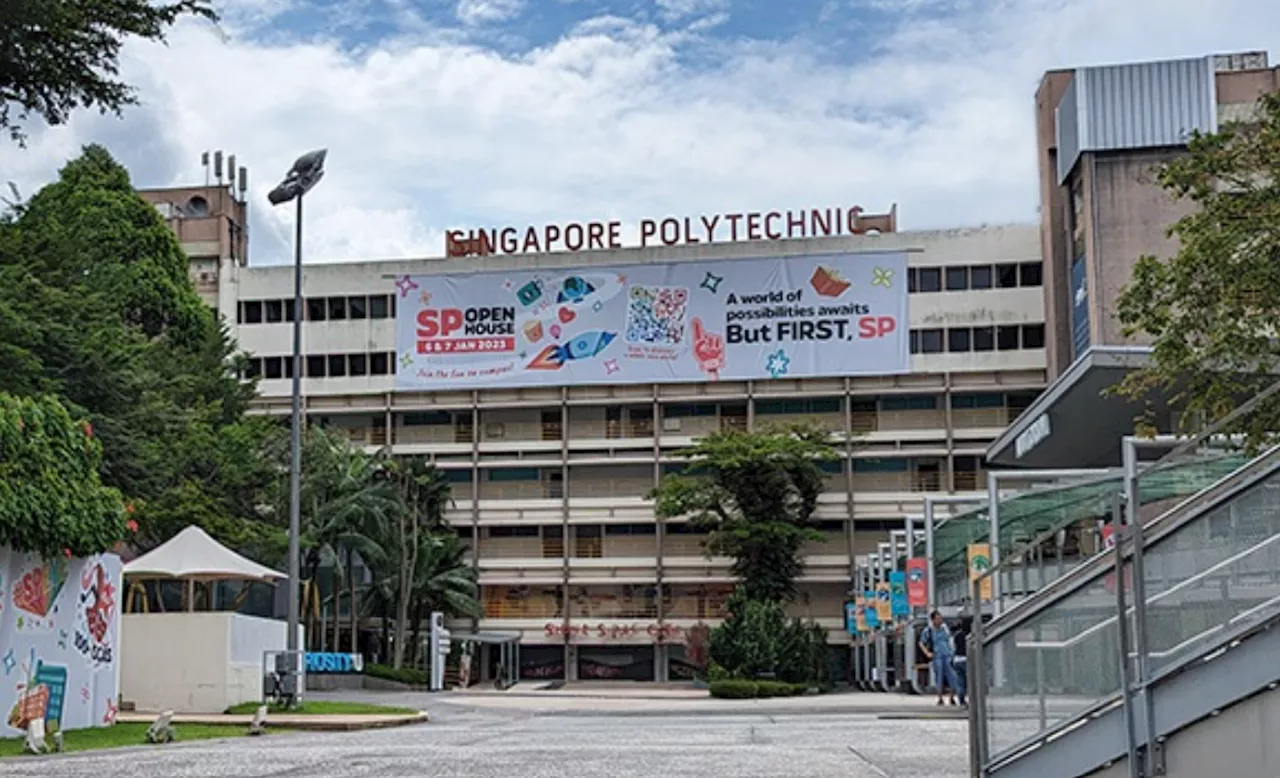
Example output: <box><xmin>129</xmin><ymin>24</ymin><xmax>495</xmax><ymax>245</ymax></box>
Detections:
<box><xmin>147</xmin><ymin>197</ymin><xmax>1044</xmax><ymax>680</ymax></box>
<box><xmin>1035</xmin><ymin>50</ymin><xmax>1280</xmax><ymax>379</ymax></box>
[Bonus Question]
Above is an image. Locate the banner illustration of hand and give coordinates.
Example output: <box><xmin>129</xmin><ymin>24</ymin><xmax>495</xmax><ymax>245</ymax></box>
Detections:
<box><xmin>691</xmin><ymin>317</ymin><xmax>725</xmax><ymax>380</ymax></box>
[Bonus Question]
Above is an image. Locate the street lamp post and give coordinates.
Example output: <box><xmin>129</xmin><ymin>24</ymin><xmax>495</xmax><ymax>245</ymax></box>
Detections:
<box><xmin>268</xmin><ymin>149</ymin><xmax>328</xmax><ymax>665</ymax></box>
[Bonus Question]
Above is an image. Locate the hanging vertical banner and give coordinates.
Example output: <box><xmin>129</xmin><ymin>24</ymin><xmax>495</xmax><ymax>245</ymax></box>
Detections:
<box><xmin>905</xmin><ymin>557</ymin><xmax>928</xmax><ymax>607</ymax></box>
<box><xmin>968</xmin><ymin>543</ymin><xmax>993</xmax><ymax>602</ymax></box>
<box><xmin>854</xmin><ymin>596</ymin><xmax>868</xmax><ymax>632</ymax></box>
<box><xmin>863</xmin><ymin>591</ymin><xmax>880</xmax><ymax>629</ymax></box>
<box><xmin>889</xmin><ymin>571</ymin><xmax>909</xmax><ymax>618</ymax></box>
<box><xmin>844</xmin><ymin>601</ymin><xmax>858</xmax><ymax>635</ymax></box>
<box><xmin>875</xmin><ymin>582</ymin><xmax>892</xmax><ymax>622</ymax></box>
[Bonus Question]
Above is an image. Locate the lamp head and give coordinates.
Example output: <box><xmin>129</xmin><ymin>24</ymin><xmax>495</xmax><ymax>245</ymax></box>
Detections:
<box><xmin>268</xmin><ymin>148</ymin><xmax>328</xmax><ymax>205</ymax></box>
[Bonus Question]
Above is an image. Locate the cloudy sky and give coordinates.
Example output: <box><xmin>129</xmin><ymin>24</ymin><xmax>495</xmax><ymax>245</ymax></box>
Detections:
<box><xmin>3</xmin><ymin>0</ymin><xmax>1278</xmax><ymax>265</ymax></box>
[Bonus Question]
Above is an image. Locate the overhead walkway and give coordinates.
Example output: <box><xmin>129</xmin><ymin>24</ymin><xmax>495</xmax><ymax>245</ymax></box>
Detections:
<box><xmin>968</xmin><ymin>440</ymin><xmax>1280</xmax><ymax>778</ymax></box>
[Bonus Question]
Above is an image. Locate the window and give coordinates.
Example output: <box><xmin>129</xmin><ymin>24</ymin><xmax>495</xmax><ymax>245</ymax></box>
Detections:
<box><xmin>665</xmin><ymin>403</ymin><xmax>717</xmax><ymax>418</ymax></box>
<box><xmin>370</xmin><ymin>295</ymin><xmax>389</xmax><ymax>319</ymax></box>
<box><xmin>1019</xmin><ymin>262</ymin><xmax>1043</xmax><ymax>287</ymax></box>
<box><xmin>970</xmin><ymin>265</ymin><xmax>993</xmax><ymax>290</ymax></box>
<box><xmin>368</xmin><ymin>352</ymin><xmax>389</xmax><ymax>375</ymax></box>
<box><xmin>951</xmin><ymin>394</ymin><xmax>1004</xmax><ymax>409</ymax></box>
<box><xmin>909</xmin><ymin>330</ymin><xmax>921</xmax><ymax>354</ymax></box>
<box><xmin>284</xmin><ymin>299</ymin><xmax>296</xmax><ymax>322</ymax></box>
<box><xmin>756</xmin><ymin>398</ymin><xmax>841</xmax><ymax>415</ymax></box>
<box><xmin>348</xmin><ymin>296</ymin><xmax>367</xmax><ymax>319</ymax></box>
<box><xmin>853</xmin><ymin>458</ymin><xmax>909</xmax><ymax>473</ymax></box>
<box><xmin>947</xmin><ymin>328</ymin><xmax>971</xmax><ymax>353</ymax></box>
<box><xmin>818</xmin><ymin>460</ymin><xmax>843</xmax><ymax>475</ymax></box>
<box><xmin>881</xmin><ymin>395</ymin><xmax>937</xmax><ymax>411</ymax></box>
<box><xmin>349</xmin><ymin>353</ymin><xmax>368</xmax><ymax>376</ymax></box>
<box><xmin>328</xmin><ymin>354</ymin><xmax>347</xmax><ymax>377</ymax></box>
<box><xmin>443</xmin><ymin>469</ymin><xmax>472</xmax><ymax>484</ymax></box>
<box><xmin>306</xmin><ymin>355</ymin><xmax>326</xmax><ymax>377</ymax></box>
<box><xmin>328</xmin><ymin>297</ymin><xmax>347</xmax><ymax>320</ymax></box>
<box><xmin>945</xmin><ymin>267</ymin><xmax>968</xmax><ymax>291</ymax></box>
<box><xmin>917</xmin><ymin>267</ymin><xmax>942</xmax><ymax>293</ymax></box>
<box><xmin>263</xmin><ymin>356</ymin><xmax>283</xmax><ymax>379</ymax></box>
<box><xmin>997</xmin><ymin>325</ymin><xmax>1020</xmax><ymax>350</ymax></box>
<box><xmin>265</xmin><ymin>300</ymin><xmax>284</xmax><ymax>323</ymax></box>
<box><xmin>919</xmin><ymin>328</ymin><xmax>943</xmax><ymax>354</ymax></box>
<box><xmin>972</xmin><ymin>326</ymin><xmax>995</xmax><ymax>351</ymax></box>
<box><xmin>488</xmin><ymin>468</ymin><xmax>540</xmax><ymax>482</ymax></box>
<box><xmin>606</xmin><ymin>524</ymin><xmax>656</xmax><ymax>536</ymax></box>
<box><xmin>389</xmin><ymin>351</ymin><xmax>397</xmax><ymax>374</ymax></box>
<box><xmin>907</xmin><ymin>269</ymin><xmax>918</xmax><ymax>293</ymax></box>
<box><xmin>1022</xmin><ymin>323</ymin><xmax>1046</xmax><ymax>349</ymax></box>
<box><xmin>306</xmin><ymin>298</ymin><xmax>327</xmax><ymax>321</ymax></box>
<box><xmin>996</xmin><ymin>263</ymin><xmax>1019</xmax><ymax>288</ymax></box>
<box><xmin>404</xmin><ymin>411</ymin><xmax>452</xmax><ymax>426</ymax></box>
<box><xmin>241</xmin><ymin>300</ymin><xmax>263</xmax><ymax>324</ymax></box>
<box><xmin>245</xmin><ymin>358</ymin><xmax>262</xmax><ymax>379</ymax></box>
<box><xmin>489</xmin><ymin>525</ymin><xmax>539</xmax><ymax>537</ymax></box>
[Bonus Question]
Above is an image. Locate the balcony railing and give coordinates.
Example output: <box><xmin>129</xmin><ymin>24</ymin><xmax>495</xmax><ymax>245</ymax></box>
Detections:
<box><xmin>665</xmin><ymin>594</ymin><xmax>731</xmax><ymax>619</ymax></box>
<box><xmin>951</xmin><ymin>407</ymin><xmax>1012</xmax><ymax>428</ymax></box>
<box><xmin>478</xmin><ymin>482</ymin><xmax>563</xmax><ymax>500</ymax></box>
<box><xmin>755</xmin><ymin>412</ymin><xmax>844</xmax><ymax>431</ymax></box>
<box><xmin>394</xmin><ymin>425</ymin><xmax>458</xmax><ymax>445</ymax></box>
<box><xmin>569</xmin><ymin>597</ymin><xmax>659</xmax><ymax>619</ymax></box>
<box><xmin>574</xmin><ymin>536</ymin><xmax>603</xmax><ymax>558</ymax></box>
<box><xmin>483</xmin><ymin>598</ymin><xmax>562</xmax><ymax>618</ymax></box>
<box><xmin>851</xmin><ymin>409</ymin><xmax>947</xmax><ymax>433</ymax></box>
<box><xmin>571</xmin><ymin>419</ymin><xmax>655</xmax><ymax>440</ymax></box>
<box><xmin>480</xmin><ymin>421</ymin><xmax>563</xmax><ymax>442</ymax></box>
<box><xmin>953</xmin><ymin>470</ymin><xmax>990</xmax><ymax>491</ymax></box>
<box><xmin>663</xmin><ymin>535</ymin><xmax>711</xmax><ymax>557</ymax></box>
<box><xmin>568</xmin><ymin>478</ymin><xmax>654</xmax><ymax>499</ymax></box>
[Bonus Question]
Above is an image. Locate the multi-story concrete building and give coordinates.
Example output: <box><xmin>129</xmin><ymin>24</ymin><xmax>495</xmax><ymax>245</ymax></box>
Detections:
<box><xmin>993</xmin><ymin>50</ymin><xmax>1278</xmax><ymax>469</ymax></box>
<box><xmin>144</xmin><ymin>179</ymin><xmax>1044</xmax><ymax>679</ymax></box>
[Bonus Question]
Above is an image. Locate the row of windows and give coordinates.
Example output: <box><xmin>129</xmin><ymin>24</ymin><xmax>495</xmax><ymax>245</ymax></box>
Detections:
<box><xmin>455</xmin><ymin>455</ymin><xmax>987</xmax><ymax>483</ymax></box>
<box><xmin>245</xmin><ymin>352</ymin><xmax>395</xmax><ymax>380</ymax></box>
<box><xmin>238</xmin><ymin>295</ymin><xmax>397</xmax><ymax>325</ymax></box>
<box><xmin>909</xmin><ymin>324</ymin><xmax>1044</xmax><ymax>354</ymax></box>
<box><xmin>236</xmin><ymin>262</ymin><xmax>1040</xmax><ymax>326</ymax></box>
<box><xmin>907</xmin><ymin>262</ymin><xmax>1042</xmax><ymax>293</ymax></box>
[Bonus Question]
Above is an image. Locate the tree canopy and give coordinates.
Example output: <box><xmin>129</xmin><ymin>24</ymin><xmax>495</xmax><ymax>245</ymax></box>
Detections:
<box><xmin>0</xmin><ymin>145</ymin><xmax>281</xmax><ymax>558</ymax></box>
<box><xmin>0</xmin><ymin>0</ymin><xmax>216</xmax><ymax>144</ymax></box>
<box><xmin>0</xmin><ymin>393</ymin><xmax>128</xmax><ymax>558</ymax></box>
<box><xmin>649</xmin><ymin>425</ymin><xmax>836</xmax><ymax>603</ymax></box>
<box><xmin>1117</xmin><ymin>93</ymin><xmax>1280</xmax><ymax>438</ymax></box>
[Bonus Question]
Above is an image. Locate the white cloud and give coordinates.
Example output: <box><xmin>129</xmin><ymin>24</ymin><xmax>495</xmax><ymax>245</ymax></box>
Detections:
<box><xmin>655</xmin><ymin>0</ymin><xmax>728</xmax><ymax>20</ymax></box>
<box><xmin>456</xmin><ymin>0</ymin><xmax>526</xmax><ymax>25</ymax></box>
<box><xmin>1</xmin><ymin>0</ymin><xmax>1277</xmax><ymax>266</ymax></box>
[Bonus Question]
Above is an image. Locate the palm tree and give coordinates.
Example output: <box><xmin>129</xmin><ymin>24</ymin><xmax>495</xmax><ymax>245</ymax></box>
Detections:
<box><xmin>407</xmin><ymin>531</ymin><xmax>481</xmax><ymax>664</ymax></box>
<box><xmin>383</xmin><ymin>457</ymin><xmax>453</xmax><ymax>668</ymax></box>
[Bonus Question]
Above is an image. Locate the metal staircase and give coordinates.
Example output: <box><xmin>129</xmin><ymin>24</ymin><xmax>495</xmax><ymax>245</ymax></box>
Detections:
<box><xmin>968</xmin><ymin>442</ymin><xmax>1280</xmax><ymax>778</ymax></box>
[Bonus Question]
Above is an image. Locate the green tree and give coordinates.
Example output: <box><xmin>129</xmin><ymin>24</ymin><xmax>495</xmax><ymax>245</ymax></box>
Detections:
<box><xmin>1117</xmin><ymin>92</ymin><xmax>1280</xmax><ymax>439</ymax></box>
<box><xmin>649</xmin><ymin>425</ymin><xmax>837</xmax><ymax>602</ymax></box>
<box><xmin>0</xmin><ymin>0</ymin><xmax>217</xmax><ymax>144</ymax></box>
<box><xmin>405</xmin><ymin>532</ymin><xmax>480</xmax><ymax>665</ymax></box>
<box><xmin>706</xmin><ymin>587</ymin><xmax>828</xmax><ymax>685</ymax></box>
<box><xmin>0</xmin><ymin>146</ymin><xmax>280</xmax><ymax>558</ymax></box>
<box><xmin>0</xmin><ymin>393</ymin><xmax>128</xmax><ymax>558</ymax></box>
<box><xmin>385</xmin><ymin>458</ymin><xmax>454</xmax><ymax>668</ymax></box>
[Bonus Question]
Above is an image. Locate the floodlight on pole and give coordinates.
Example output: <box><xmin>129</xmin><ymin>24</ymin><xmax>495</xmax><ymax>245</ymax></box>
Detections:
<box><xmin>268</xmin><ymin>148</ymin><xmax>327</xmax><ymax>670</ymax></box>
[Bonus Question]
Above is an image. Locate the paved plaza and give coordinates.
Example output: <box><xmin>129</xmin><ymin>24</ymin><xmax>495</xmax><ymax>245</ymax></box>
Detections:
<box><xmin>4</xmin><ymin>693</ymin><xmax>969</xmax><ymax>777</ymax></box>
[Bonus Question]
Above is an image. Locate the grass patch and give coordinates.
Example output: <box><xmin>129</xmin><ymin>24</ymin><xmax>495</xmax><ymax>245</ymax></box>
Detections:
<box><xmin>0</xmin><ymin>723</ymin><xmax>249</xmax><ymax>757</ymax></box>
<box><xmin>223</xmin><ymin>700</ymin><xmax>417</xmax><ymax>716</ymax></box>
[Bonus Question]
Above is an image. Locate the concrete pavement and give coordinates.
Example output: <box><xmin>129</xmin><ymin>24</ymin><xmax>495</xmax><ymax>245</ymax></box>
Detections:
<box><xmin>5</xmin><ymin>703</ymin><xmax>970</xmax><ymax>777</ymax></box>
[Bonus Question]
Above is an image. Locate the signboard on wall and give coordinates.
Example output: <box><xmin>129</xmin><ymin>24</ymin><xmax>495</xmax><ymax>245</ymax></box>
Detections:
<box><xmin>0</xmin><ymin>549</ymin><xmax>122</xmax><ymax>736</ymax></box>
<box><xmin>1071</xmin><ymin>256</ymin><xmax>1090</xmax><ymax>360</ymax></box>
<box><xmin>393</xmin><ymin>252</ymin><xmax>909</xmax><ymax>391</ymax></box>
<box><xmin>968</xmin><ymin>543</ymin><xmax>993</xmax><ymax>602</ymax></box>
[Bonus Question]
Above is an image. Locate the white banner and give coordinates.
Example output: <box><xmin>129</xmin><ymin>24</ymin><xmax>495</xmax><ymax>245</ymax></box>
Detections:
<box><xmin>394</xmin><ymin>252</ymin><xmax>909</xmax><ymax>390</ymax></box>
<box><xmin>0</xmin><ymin>549</ymin><xmax>122</xmax><ymax>735</ymax></box>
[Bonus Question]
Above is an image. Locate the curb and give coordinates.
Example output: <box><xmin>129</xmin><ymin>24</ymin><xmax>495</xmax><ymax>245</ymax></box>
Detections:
<box><xmin>436</xmin><ymin>700</ymin><xmax>967</xmax><ymax>720</ymax></box>
<box><xmin>116</xmin><ymin>712</ymin><xmax>429</xmax><ymax>732</ymax></box>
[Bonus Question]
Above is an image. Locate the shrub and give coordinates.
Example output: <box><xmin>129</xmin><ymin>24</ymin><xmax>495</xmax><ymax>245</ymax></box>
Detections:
<box><xmin>754</xmin><ymin>680</ymin><xmax>790</xmax><ymax>698</ymax></box>
<box><xmin>707</xmin><ymin>587</ymin><xmax>832</xmax><ymax>686</ymax></box>
<box><xmin>364</xmin><ymin>663</ymin><xmax>429</xmax><ymax>687</ymax></box>
<box><xmin>709</xmin><ymin>680</ymin><xmax>759</xmax><ymax>699</ymax></box>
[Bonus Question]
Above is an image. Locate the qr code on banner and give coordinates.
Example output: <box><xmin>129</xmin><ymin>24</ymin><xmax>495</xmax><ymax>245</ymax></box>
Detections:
<box><xmin>625</xmin><ymin>285</ymin><xmax>689</xmax><ymax>345</ymax></box>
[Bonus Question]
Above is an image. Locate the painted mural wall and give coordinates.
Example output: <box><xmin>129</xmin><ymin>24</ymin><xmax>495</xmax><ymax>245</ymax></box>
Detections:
<box><xmin>0</xmin><ymin>549</ymin><xmax>122</xmax><ymax>735</ymax></box>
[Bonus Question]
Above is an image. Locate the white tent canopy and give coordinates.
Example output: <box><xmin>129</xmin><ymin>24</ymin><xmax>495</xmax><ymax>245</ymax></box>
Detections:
<box><xmin>123</xmin><ymin>525</ymin><xmax>285</xmax><ymax>583</ymax></box>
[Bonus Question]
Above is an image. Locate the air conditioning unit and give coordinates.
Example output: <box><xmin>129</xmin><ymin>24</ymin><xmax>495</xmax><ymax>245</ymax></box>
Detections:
<box><xmin>662</xmin><ymin>418</ymin><xmax>682</xmax><ymax>432</ymax></box>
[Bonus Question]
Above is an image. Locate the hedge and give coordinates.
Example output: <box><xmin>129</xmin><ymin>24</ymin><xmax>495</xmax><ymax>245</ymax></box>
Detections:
<box><xmin>708</xmin><ymin>680</ymin><xmax>811</xmax><ymax>699</ymax></box>
<box><xmin>364</xmin><ymin>663</ymin><xmax>430</xmax><ymax>687</ymax></box>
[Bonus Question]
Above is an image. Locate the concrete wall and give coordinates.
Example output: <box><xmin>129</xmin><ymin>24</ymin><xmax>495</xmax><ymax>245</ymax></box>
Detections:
<box><xmin>120</xmin><ymin>613</ymin><xmax>290</xmax><ymax>713</ymax></box>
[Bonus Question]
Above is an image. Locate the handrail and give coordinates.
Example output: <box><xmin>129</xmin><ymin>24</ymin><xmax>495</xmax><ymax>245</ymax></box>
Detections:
<box><xmin>980</xmin><ymin>445</ymin><xmax>1280</xmax><ymax>644</ymax></box>
<box><xmin>985</xmin><ymin>597</ymin><xmax>1280</xmax><ymax>775</ymax></box>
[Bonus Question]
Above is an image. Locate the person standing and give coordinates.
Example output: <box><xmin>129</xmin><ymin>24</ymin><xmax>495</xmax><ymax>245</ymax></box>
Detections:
<box><xmin>918</xmin><ymin>610</ymin><xmax>960</xmax><ymax>706</ymax></box>
<box><xmin>952</xmin><ymin>615</ymin><xmax>971</xmax><ymax>707</ymax></box>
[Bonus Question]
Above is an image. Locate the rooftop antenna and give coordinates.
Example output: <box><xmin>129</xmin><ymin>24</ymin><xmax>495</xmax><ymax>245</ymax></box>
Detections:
<box><xmin>214</xmin><ymin>151</ymin><xmax>224</xmax><ymax>186</ymax></box>
<box><xmin>238</xmin><ymin>166</ymin><xmax>248</xmax><ymax>202</ymax></box>
<box><xmin>201</xmin><ymin>151</ymin><xmax>210</xmax><ymax>186</ymax></box>
<box><xmin>227</xmin><ymin>154</ymin><xmax>237</xmax><ymax>194</ymax></box>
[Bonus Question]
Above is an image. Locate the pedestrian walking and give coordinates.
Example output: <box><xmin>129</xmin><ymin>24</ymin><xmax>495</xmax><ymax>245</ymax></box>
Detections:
<box><xmin>951</xmin><ymin>615</ymin><xmax>971</xmax><ymax>707</ymax></box>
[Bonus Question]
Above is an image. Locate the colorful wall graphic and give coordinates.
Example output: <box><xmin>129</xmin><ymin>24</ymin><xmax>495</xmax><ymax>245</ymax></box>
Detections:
<box><xmin>0</xmin><ymin>549</ymin><xmax>122</xmax><ymax>736</ymax></box>
<box><xmin>394</xmin><ymin>252</ymin><xmax>909</xmax><ymax>390</ymax></box>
